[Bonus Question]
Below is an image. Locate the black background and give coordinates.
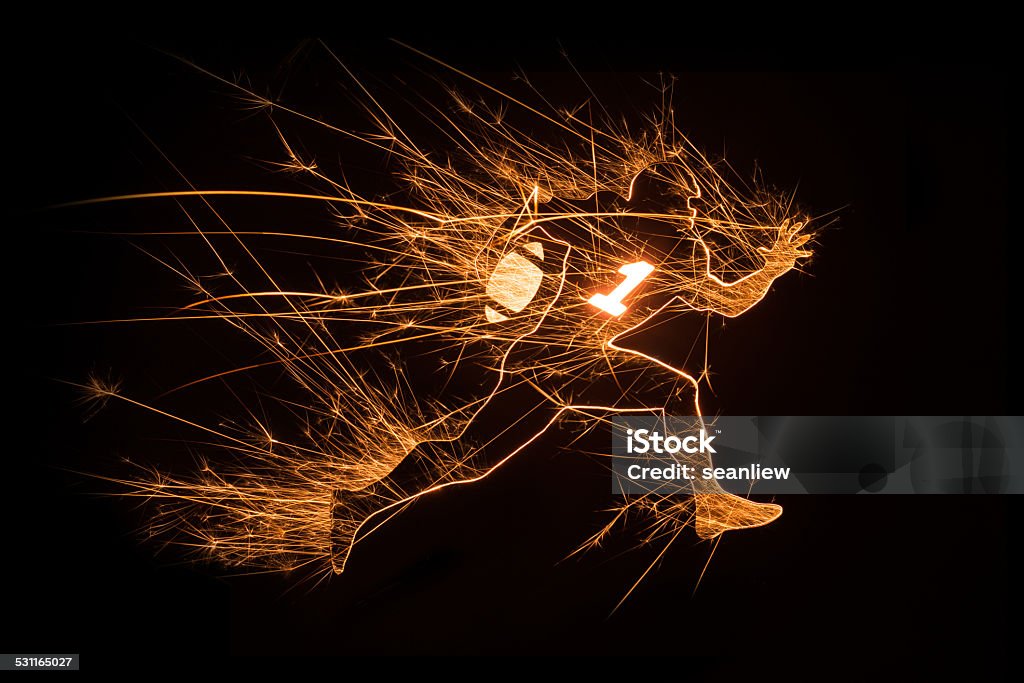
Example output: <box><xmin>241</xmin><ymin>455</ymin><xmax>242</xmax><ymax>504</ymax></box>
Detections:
<box><xmin>5</xmin><ymin>38</ymin><xmax>1015</xmax><ymax>662</ymax></box>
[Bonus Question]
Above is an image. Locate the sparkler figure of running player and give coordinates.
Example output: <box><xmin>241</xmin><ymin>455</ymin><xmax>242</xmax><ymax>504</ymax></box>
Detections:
<box><xmin>330</xmin><ymin>158</ymin><xmax>810</xmax><ymax>573</ymax></box>
<box><xmin>83</xmin><ymin>46</ymin><xmax>814</xmax><ymax>585</ymax></box>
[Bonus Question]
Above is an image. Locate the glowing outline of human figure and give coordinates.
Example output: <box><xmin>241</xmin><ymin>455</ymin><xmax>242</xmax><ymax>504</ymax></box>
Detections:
<box><xmin>331</xmin><ymin>160</ymin><xmax>811</xmax><ymax>574</ymax></box>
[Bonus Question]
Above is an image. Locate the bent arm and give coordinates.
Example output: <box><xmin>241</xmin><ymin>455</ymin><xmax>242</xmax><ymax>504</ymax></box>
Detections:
<box><xmin>680</xmin><ymin>222</ymin><xmax>810</xmax><ymax>318</ymax></box>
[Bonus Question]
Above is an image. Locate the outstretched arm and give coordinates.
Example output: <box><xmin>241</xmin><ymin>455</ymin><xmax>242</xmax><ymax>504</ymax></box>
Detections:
<box><xmin>679</xmin><ymin>220</ymin><xmax>811</xmax><ymax>317</ymax></box>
